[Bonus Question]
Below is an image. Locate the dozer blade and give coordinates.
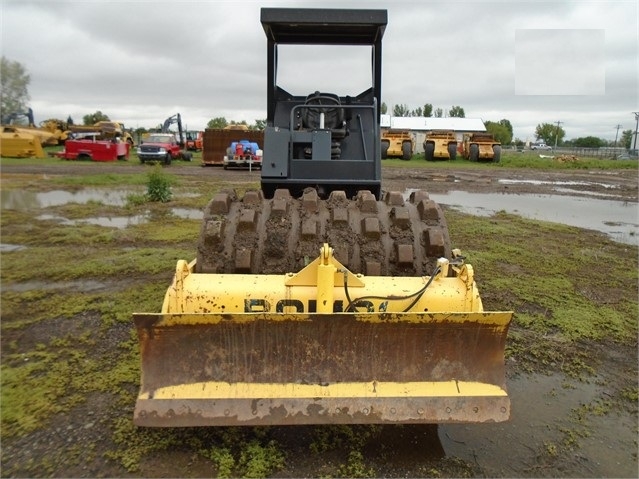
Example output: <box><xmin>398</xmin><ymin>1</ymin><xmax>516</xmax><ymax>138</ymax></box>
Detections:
<box><xmin>134</xmin><ymin>310</ymin><xmax>511</xmax><ymax>427</ymax></box>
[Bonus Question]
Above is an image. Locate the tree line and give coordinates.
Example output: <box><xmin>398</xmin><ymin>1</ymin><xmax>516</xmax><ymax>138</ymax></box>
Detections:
<box><xmin>206</xmin><ymin>117</ymin><xmax>265</xmax><ymax>130</ymax></box>
<box><xmin>533</xmin><ymin>122</ymin><xmax>634</xmax><ymax>148</ymax></box>
<box><xmin>381</xmin><ymin>102</ymin><xmax>466</xmax><ymax>119</ymax></box>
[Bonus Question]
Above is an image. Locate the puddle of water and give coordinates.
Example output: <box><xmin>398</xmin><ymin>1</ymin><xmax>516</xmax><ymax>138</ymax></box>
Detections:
<box><xmin>36</xmin><ymin>208</ymin><xmax>202</xmax><ymax>229</ymax></box>
<box><xmin>1</xmin><ymin>188</ymin><xmax>202</xmax><ymax>210</ymax></box>
<box><xmin>36</xmin><ymin>213</ymin><xmax>150</xmax><ymax>229</ymax></box>
<box><xmin>2</xmin><ymin>279</ymin><xmax>108</xmax><ymax>293</ymax></box>
<box><xmin>5</xmin><ymin>187</ymin><xmax>637</xmax><ymax>243</ymax></box>
<box><xmin>422</xmin><ymin>190</ymin><xmax>639</xmax><ymax>246</ymax></box>
<box><xmin>576</xmin><ymin>411</ymin><xmax>638</xmax><ymax>476</ymax></box>
<box><xmin>0</xmin><ymin>244</ymin><xmax>27</xmax><ymax>252</ymax></box>
<box><xmin>2</xmin><ymin>188</ymin><xmax>204</xmax><ymax>228</ymax></box>
<box><xmin>81</xmin><ymin>216</ymin><xmax>149</xmax><ymax>228</ymax></box>
<box><xmin>552</xmin><ymin>187</ymin><xmax>628</xmax><ymax>199</ymax></box>
<box><xmin>439</xmin><ymin>373</ymin><xmax>637</xmax><ymax>477</ymax></box>
<box><xmin>498</xmin><ymin>178</ymin><xmax>619</xmax><ymax>190</ymax></box>
<box><xmin>1</xmin><ymin>189</ymin><xmax>134</xmax><ymax>209</ymax></box>
<box><xmin>499</xmin><ymin>178</ymin><xmax>628</xmax><ymax>200</ymax></box>
<box><xmin>171</xmin><ymin>208</ymin><xmax>203</xmax><ymax>220</ymax></box>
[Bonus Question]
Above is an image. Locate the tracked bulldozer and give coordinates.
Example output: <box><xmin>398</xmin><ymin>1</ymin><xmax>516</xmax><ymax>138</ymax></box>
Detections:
<box><xmin>133</xmin><ymin>8</ymin><xmax>513</xmax><ymax>427</ymax></box>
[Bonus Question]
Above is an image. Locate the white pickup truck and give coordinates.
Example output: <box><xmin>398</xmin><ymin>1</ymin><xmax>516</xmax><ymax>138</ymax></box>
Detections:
<box><xmin>531</xmin><ymin>142</ymin><xmax>552</xmax><ymax>151</ymax></box>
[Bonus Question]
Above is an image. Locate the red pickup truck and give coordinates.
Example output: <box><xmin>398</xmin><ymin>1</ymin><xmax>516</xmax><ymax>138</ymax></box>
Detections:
<box><xmin>137</xmin><ymin>133</ymin><xmax>192</xmax><ymax>164</ymax></box>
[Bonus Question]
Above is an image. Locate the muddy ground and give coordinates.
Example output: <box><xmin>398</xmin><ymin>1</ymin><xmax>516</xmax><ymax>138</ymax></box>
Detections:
<box><xmin>4</xmin><ymin>162</ymin><xmax>638</xmax><ymax>201</ymax></box>
<box><xmin>1</xmin><ymin>162</ymin><xmax>637</xmax><ymax>478</ymax></box>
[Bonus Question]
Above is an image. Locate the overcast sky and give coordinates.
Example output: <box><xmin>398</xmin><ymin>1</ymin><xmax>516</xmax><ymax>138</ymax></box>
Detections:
<box><xmin>2</xmin><ymin>0</ymin><xmax>637</xmax><ymax>142</ymax></box>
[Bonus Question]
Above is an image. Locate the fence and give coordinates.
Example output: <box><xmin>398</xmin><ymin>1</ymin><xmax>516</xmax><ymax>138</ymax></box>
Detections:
<box><xmin>507</xmin><ymin>146</ymin><xmax>636</xmax><ymax>158</ymax></box>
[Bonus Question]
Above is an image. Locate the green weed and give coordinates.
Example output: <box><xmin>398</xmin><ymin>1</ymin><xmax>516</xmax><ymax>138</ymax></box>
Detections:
<box><xmin>198</xmin><ymin>432</ymin><xmax>286</xmax><ymax>478</ymax></box>
<box><xmin>621</xmin><ymin>387</ymin><xmax>639</xmax><ymax>404</ymax></box>
<box><xmin>337</xmin><ymin>450</ymin><xmax>375</xmax><ymax>478</ymax></box>
<box><xmin>543</xmin><ymin>441</ymin><xmax>559</xmax><ymax>457</ymax></box>
<box><xmin>146</xmin><ymin>165</ymin><xmax>174</xmax><ymax>202</ymax></box>
<box><xmin>310</xmin><ymin>425</ymin><xmax>381</xmax><ymax>453</ymax></box>
<box><xmin>237</xmin><ymin>440</ymin><xmax>286</xmax><ymax>478</ymax></box>
<box><xmin>205</xmin><ymin>447</ymin><xmax>235</xmax><ymax>478</ymax></box>
<box><xmin>108</xmin><ymin>418</ymin><xmax>182</xmax><ymax>472</ymax></box>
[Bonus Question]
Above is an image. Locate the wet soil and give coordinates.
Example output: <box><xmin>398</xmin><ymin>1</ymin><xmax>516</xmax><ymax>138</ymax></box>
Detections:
<box><xmin>1</xmin><ymin>162</ymin><xmax>637</xmax><ymax>478</ymax></box>
<box><xmin>2</xmin><ymin>163</ymin><xmax>639</xmax><ymax>202</ymax></box>
<box><xmin>3</xmin><ymin>162</ymin><xmax>638</xmax><ymax>202</ymax></box>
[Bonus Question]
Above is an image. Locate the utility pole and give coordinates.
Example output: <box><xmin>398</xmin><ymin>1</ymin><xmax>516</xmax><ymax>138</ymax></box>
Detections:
<box><xmin>554</xmin><ymin>120</ymin><xmax>562</xmax><ymax>149</ymax></box>
<box><xmin>614</xmin><ymin>124</ymin><xmax>622</xmax><ymax>147</ymax></box>
<box><xmin>633</xmin><ymin>112</ymin><xmax>639</xmax><ymax>151</ymax></box>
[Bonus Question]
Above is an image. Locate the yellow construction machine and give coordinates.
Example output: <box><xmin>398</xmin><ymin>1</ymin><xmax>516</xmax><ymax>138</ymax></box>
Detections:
<box><xmin>67</xmin><ymin>121</ymin><xmax>134</xmax><ymax>145</ymax></box>
<box><xmin>133</xmin><ymin>8</ymin><xmax>513</xmax><ymax>428</ymax></box>
<box><xmin>423</xmin><ymin>130</ymin><xmax>458</xmax><ymax>161</ymax></box>
<box><xmin>381</xmin><ymin>129</ymin><xmax>414</xmax><ymax>160</ymax></box>
<box><xmin>1</xmin><ymin>108</ymin><xmax>62</xmax><ymax>146</ymax></box>
<box><xmin>461</xmin><ymin>132</ymin><xmax>502</xmax><ymax>163</ymax></box>
<box><xmin>0</xmin><ymin>126</ymin><xmax>46</xmax><ymax>158</ymax></box>
<box><xmin>38</xmin><ymin>119</ymin><xmax>71</xmax><ymax>144</ymax></box>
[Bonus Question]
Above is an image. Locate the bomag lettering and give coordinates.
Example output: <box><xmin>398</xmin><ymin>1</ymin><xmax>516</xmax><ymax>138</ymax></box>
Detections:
<box><xmin>244</xmin><ymin>298</ymin><xmax>389</xmax><ymax>313</ymax></box>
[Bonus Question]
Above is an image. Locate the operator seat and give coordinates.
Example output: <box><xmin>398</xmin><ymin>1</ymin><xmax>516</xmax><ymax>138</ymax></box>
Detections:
<box><xmin>302</xmin><ymin>91</ymin><xmax>344</xmax><ymax>131</ymax></box>
<box><xmin>301</xmin><ymin>91</ymin><xmax>347</xmax><ymax>159</ymax></box>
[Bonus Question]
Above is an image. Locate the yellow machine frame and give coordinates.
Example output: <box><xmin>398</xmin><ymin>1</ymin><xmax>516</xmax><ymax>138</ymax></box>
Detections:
<box><xmin>0</xmin><ymin>127</ymin><xmax>46</xmax><ymax>158</ymax></box>
<box><xmin>134</xmin><ymin>244</ymin><xmax>512</xmax><ymax>427</ymax></box>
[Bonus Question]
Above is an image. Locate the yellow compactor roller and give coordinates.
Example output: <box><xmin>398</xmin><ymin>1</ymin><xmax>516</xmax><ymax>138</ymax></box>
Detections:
<box><xmin>133</xmin><ymin>7</ymin><xmax>513</xmax><ymax>428</ymax></box>
<box><xmin>134</xmin><ymin>189</ymin><xmax>512</xmax><ymax>427</ymax></box>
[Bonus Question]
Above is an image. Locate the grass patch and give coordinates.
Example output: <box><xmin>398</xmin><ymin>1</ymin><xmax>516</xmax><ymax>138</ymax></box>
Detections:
<box><xmin>1</xmin><ymin>338</ymin><xmax>102</xmax><ymax>437</ymax></box>
<box><xmin>5</xmin><ymin>150</ymin><xmax>637</xmax><ymax>173</ymax></box>
<box><xmin>199</xmin><ymin>434</ymin><xmax>285</xmax><ymax>478</ymax></box>
<box><xmin>387</xmin><ymin>151</ymin><xmax>639</xmax><ymax>170</ymax></box>
<box><xmin>109</xmin><ymin>423</ymin><xmax>287</xmax><ymax>475</ymax></box>
<box><xmin>443</xmin><ymin>208</ymin><xmax>638</xmax><ymax>375</ymax></box>
<box><xmin>52</xmin><ymin>172</ymin><xmax>155</xmax><ymax>187</ymax></box>
<box><xmin>0</xmin><ymin>244</ymin><xmax>194</xmax><ymax>283</ymax></box>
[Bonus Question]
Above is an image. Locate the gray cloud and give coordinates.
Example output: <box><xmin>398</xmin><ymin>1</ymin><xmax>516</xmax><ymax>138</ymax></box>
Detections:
<box><xmin>2</xmin><ymin>0</ymin><xmax>637</xmax><ymax>141</ymax></box>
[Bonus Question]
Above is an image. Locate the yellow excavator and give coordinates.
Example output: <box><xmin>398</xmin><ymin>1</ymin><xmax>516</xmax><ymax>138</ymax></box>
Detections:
<box><xmin>133</xmin><ymin>8</ymin><xmax>513</xmax><ymax>427</ymax></box>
